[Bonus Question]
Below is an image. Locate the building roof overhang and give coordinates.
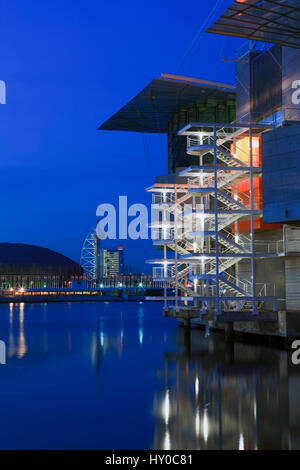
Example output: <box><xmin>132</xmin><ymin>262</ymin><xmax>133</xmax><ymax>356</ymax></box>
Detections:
<box><xmin>98</xmin><ymin>74</ymin><xmax>235</xmax><ymax>134</ymax></box>
<box><xmin>206</xmin><ymin>0</ymin><xmax>300</xmax><ymax>49</ymax></box>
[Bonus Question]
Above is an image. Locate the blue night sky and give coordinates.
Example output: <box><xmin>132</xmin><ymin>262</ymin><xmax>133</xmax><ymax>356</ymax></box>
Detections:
<box><xmin>0</xmin><ymin>0</ymin><xmax>244</xmax><ymax>273</ymax></box>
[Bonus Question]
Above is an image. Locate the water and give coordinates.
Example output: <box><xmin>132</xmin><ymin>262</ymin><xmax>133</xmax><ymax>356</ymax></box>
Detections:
<box><xmin>0</xmin><ymin>300</ymin><xmax>299</xmax><ymax>450</ymax></box>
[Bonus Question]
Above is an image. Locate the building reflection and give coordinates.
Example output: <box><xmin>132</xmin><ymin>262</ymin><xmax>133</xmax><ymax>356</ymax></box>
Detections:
<box><xmin>153</xmin><ymin>328</ymin><xmax>299</xmax><ymax>450</ymax></box>
<box><xmin>91</xmin><ymin>309</ymin><xmax>137</xmax><ymax>372</ymax></box>
<box><xmin>6</xmin><ymin>302</ymin><xmax>74</xmax><ymax>361</ymax></box>
<box><xmin>91</xmin><ymin>306</ymin><xmax>146</xmax><ymax>371</ymax></box>
<box><xmin>6</xmin><ymin>303</ymin><xmax>144</xmax><ymax>368</ymax></box>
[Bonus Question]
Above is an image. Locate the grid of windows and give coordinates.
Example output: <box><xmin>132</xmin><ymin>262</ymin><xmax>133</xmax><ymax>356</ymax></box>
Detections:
<box><xmin>102</xmin><ymin>247</ymin><xmax>124</xmax><ymax>277</ymax></box>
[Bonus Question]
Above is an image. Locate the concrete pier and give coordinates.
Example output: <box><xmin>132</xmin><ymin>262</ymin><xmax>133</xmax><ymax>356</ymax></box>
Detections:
<box><xmin>164</xmin><ymin>306</ymin><xmax>300</xmax><ymax>345</ymax></box>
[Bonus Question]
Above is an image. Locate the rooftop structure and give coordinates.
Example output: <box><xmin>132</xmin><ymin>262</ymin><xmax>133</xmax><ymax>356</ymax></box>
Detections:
<box><xmin>206</xmin><ymin>0</ymin><xmax>300</xmax><ymax>49</ymax></box>
<box><xmin>99</xmin><ymin>74</ymin><xmax>236</xmax><ymax>173</ymax></box>
<box><xmin>99</xmin><ymin>74</ymin><xmax>235</xmax><ymax>134</ymax></box>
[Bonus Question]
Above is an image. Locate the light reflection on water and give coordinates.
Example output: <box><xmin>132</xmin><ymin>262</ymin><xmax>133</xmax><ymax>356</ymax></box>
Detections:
<box><xmin>153</xmin><ymin>330</ymin><xmax>298</xmax><ymax>450</ymax></box>
<box><xmin>8</xmin><ymin>302</ymin><xmax>27</xmax><ymax>359</ymax></box>
<box><xmin>0</xmin><ymin>301</ymin><xmax>299</xmax><ymax>450</ymax></box>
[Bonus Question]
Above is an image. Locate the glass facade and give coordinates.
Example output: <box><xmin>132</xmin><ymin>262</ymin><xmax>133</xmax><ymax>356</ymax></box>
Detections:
<box><xmin>168</xmin><ymin>98</ymin><xmax>236</xmax><ymax>173</ymax></box>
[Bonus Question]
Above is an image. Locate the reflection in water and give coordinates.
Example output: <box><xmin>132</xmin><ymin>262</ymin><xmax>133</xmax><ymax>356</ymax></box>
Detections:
<box><xmin>9</xmin><ymin>303</ymin><xmax>13</xmax><ymax>325</ymax></box>
<box><xmin>100</xmin><ymin>318</ymin><xmax>105</xmax><ymax>349</ymax></box>
<box><xmin>163</xmin><ymin>430</ymin><xmax>171</xmax><ymax>451</ymax></box>
<box><xmin>162</xmin><ymin>390</ymin><xmax>171</xmax><ymax>450</ymax></box>
<box><xmin>195</xmin><ymin>376</ymin><xmax>199</xmax><ymax>398</ymax></box>
<box><xmin>8</xmin><ymin>303</ymin><xmax>27</xmax><ymax>359</ymax></box>
<box><xmin>91</xmin><ymin>311</ymin><xmax>127</xmax><ymax>372</ymax></box>
<box><xmin>18</xmin><ymin>303</ymin><xmax>27</xmax><ymax>359</ymax></box>
<box><xmin>8</xmin><ymin>303</ymin><xmax>15</xmax><ymax>359</ymax></box>
<box><xmin>91</xmin><ymin>331</ymin><xmax>101</xmax><ymax>374</ymax></box>
<box><xmin>239</xmin><ymin>433</ymin><xmax>244</xmax><ymax>451</ymax></box>
<box><xmin>120</xmin><ymin>312</ymin><xmax>124</xmax><ymax>350</ymax></box>
<box><xmin>138</xmin><ymin>307</ymin><xmax>144</xmax><ymax>345</ymax></box>
<box><xmin>153</xmin><ymin>328</ymin><xmax>299</xmax><ymax>450</ymax></box>
<box><xmin>3</xmin><ymin>301</ymin><xmax>300</xmax><ymax>450</ymax></box>
<box><xmin>203</xmin><ymin>409</ymin><xmax>209</xmax><ymax>443</ymax></box>
<box><xmin>162</xmin><ymin>390</ymin><xmax>170</xmax><ymax>425</ymax></box>
<box><xmin>100</xmin><ymin>331</ymin><xmax>104</xmax><ymax>348</ymax></box>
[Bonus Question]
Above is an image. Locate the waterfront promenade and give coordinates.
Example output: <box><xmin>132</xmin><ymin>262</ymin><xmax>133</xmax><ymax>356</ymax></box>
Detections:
<box><xmin>0</xmin><ymin>287</ymin><xmax>164</xmax><ymax>303</ymax></box>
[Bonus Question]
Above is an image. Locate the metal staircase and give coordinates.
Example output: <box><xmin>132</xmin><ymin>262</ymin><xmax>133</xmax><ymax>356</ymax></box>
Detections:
<box><xmin>148</xmin><ymin>123</ymin><xmax>277</xmax><ymax>318</ymax></box>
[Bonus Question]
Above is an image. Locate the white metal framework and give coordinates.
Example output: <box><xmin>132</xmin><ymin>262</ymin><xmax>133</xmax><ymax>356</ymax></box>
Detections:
<box><xmin>80</xmin><ymin>229</ymin><xmax>100</xmax><ymax>285</ymax></box>
<box><xmin>147</xmin><ymin>123</ymin><xmax>280</xmax><ymax>320</ymax></box>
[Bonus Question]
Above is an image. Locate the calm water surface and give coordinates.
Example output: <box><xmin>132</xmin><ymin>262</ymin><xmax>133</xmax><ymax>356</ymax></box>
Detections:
<box><xmin>0</xmin><ymin>300</ymin><xmax>299</xmax><ymax>450</ymax></box>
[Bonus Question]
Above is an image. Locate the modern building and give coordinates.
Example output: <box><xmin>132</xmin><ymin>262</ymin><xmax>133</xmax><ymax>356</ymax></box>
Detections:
<box><xmin>101</xmin><ymin>246</ymin><xmax>124</xmax><ymax>277</ymax></box>
<box><xmin>0</xmin><ymin>243</ymin><xmax>84</xmax><ymax>289</ymax></box>
<box><xmin>205</xmin><ymin>0</ymin><xmax>300</xmax><ymax>318</ymax></box>
<box><xmin>99</xmin><ymin>0</ymin><xmax>300</xmax><ymax>338</ymax></box>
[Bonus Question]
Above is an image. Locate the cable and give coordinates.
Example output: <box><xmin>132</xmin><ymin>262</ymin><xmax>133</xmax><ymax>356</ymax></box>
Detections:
<box><xmin>174</xmin><ymin>0</ymin><xmax>225</xmax><ymax>73</ymax></box>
